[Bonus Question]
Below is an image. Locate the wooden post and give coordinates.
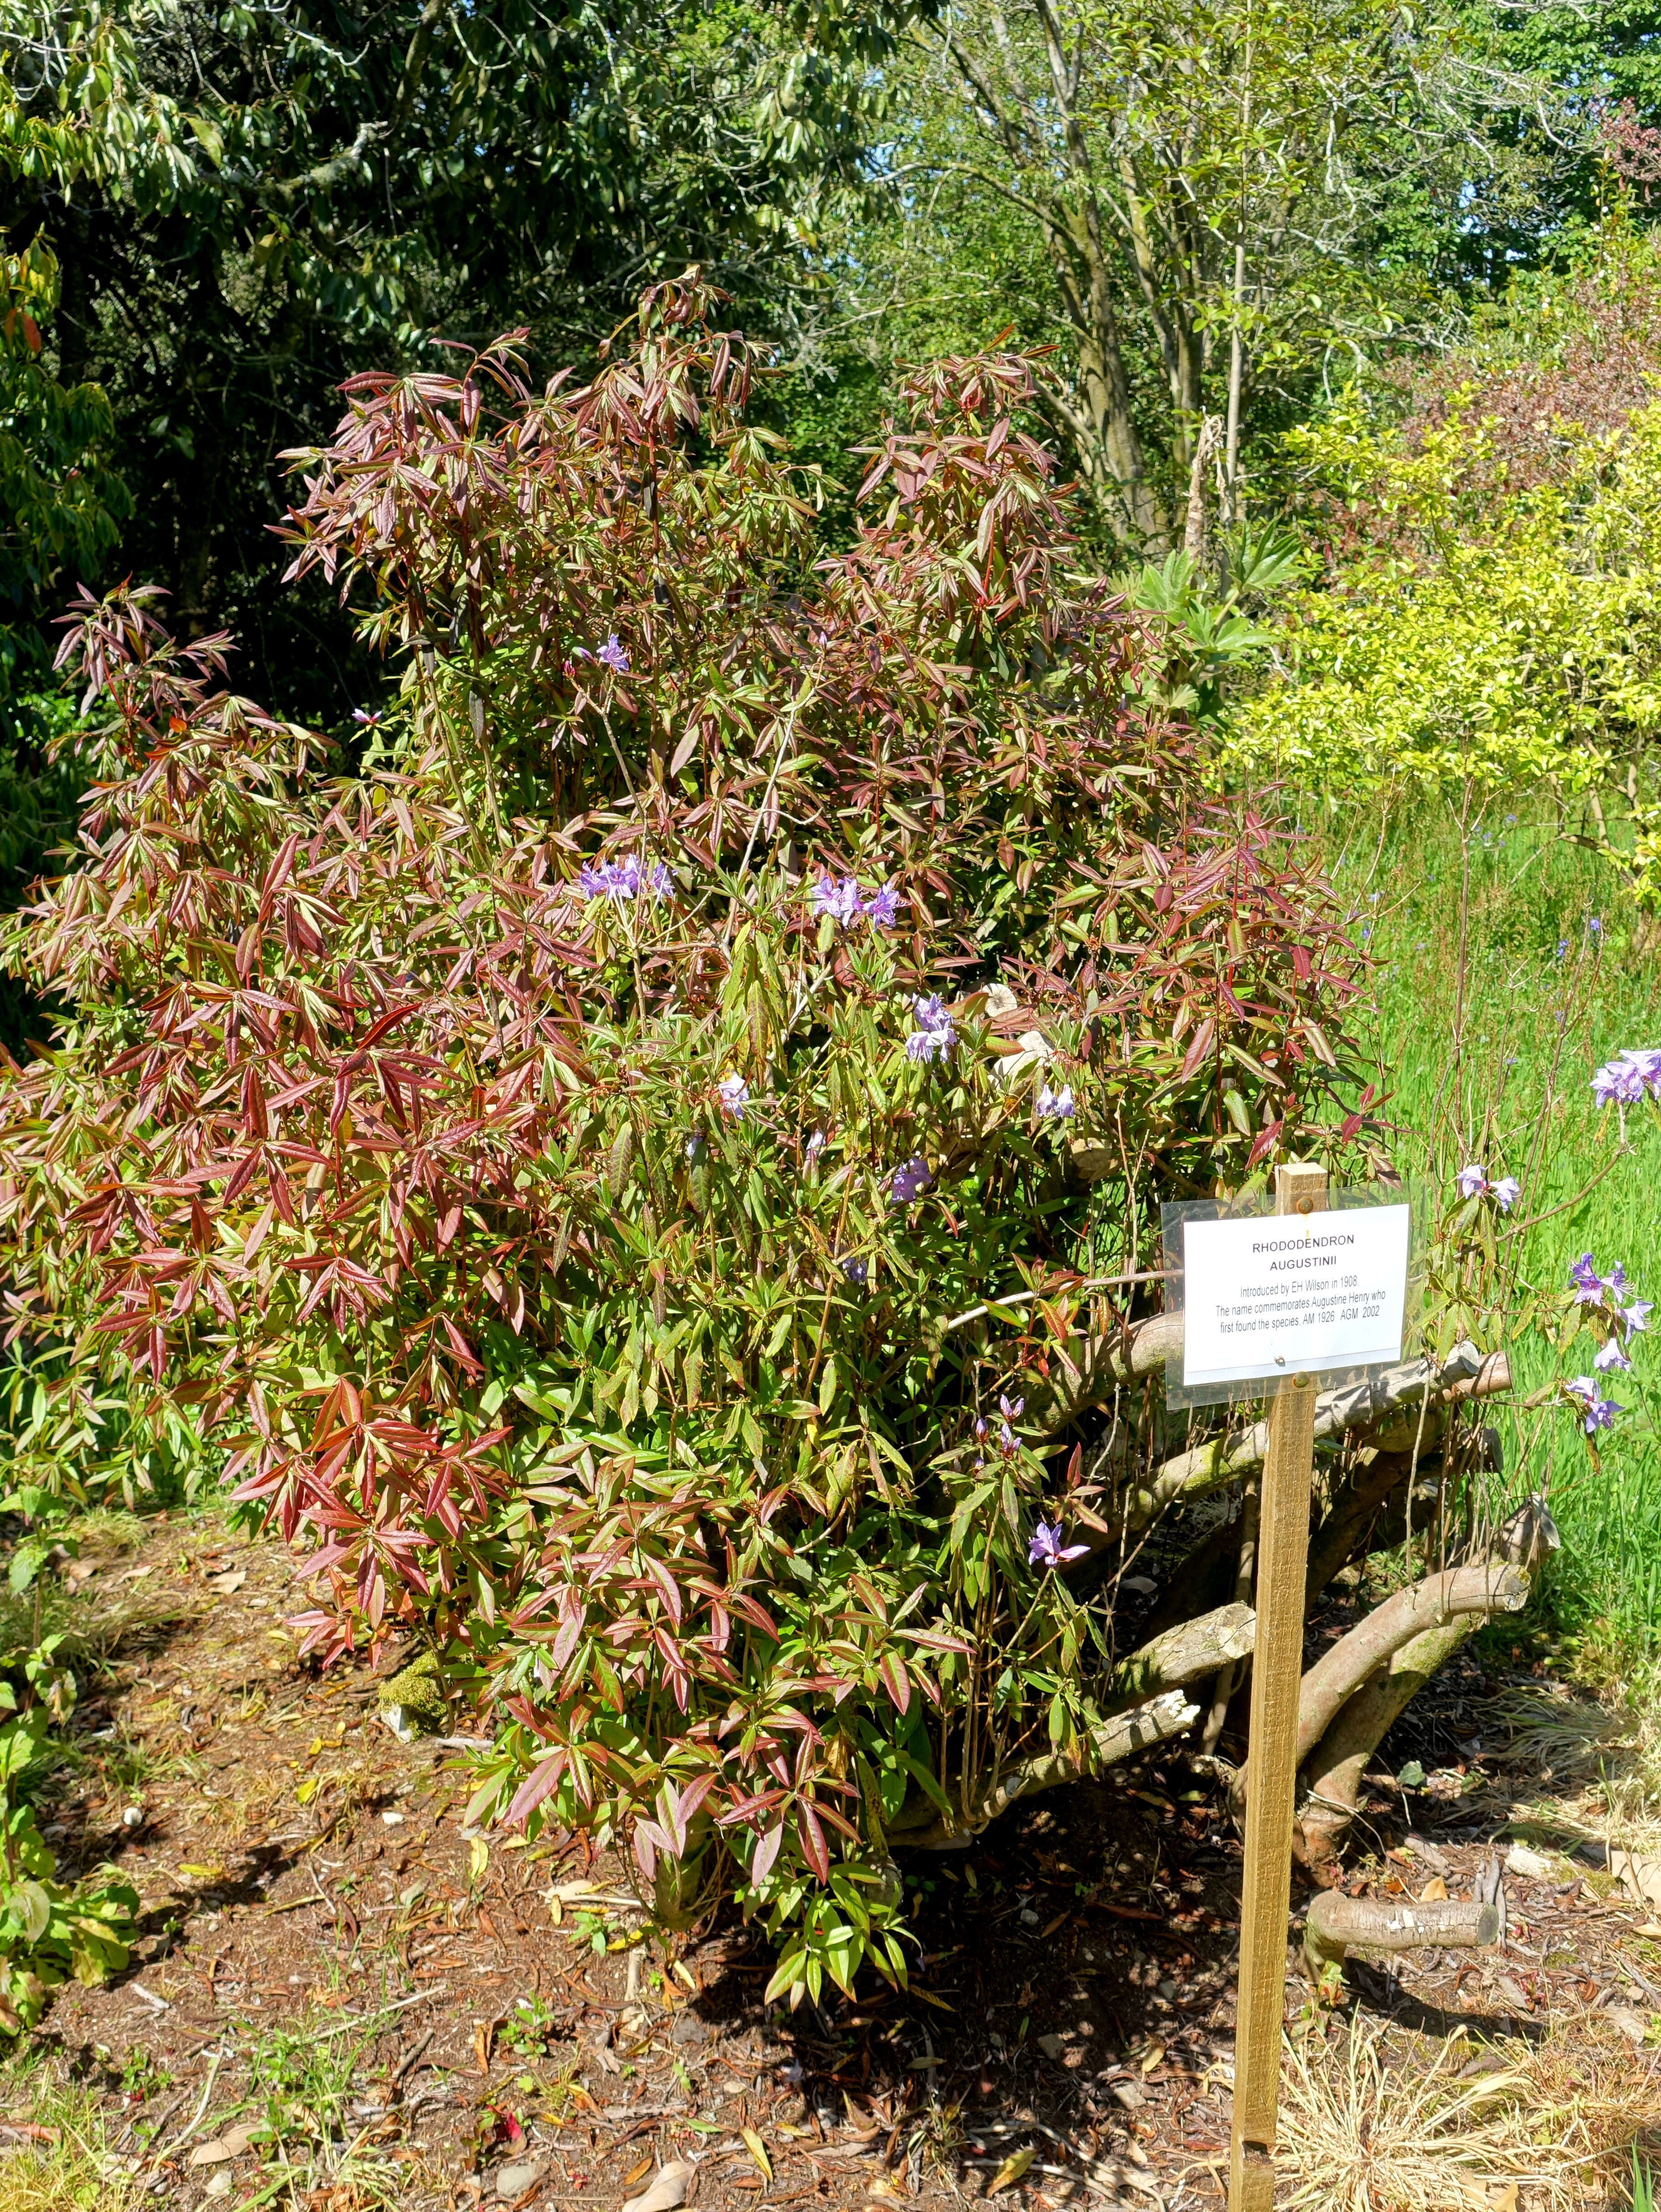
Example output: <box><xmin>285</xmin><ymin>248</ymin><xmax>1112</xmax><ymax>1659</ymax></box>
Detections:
<box><xmin>1228</xmin><ymin>1159</ymin><xmax>1328</xmax><ymax>2212</ymax></box>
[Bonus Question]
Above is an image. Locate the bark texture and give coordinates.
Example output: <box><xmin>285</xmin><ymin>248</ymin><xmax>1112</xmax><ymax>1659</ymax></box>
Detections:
<box><xmin>1302</xmin><ymin>1889</ymin><xmax>1502</xmax><ymax>1976</ymax></box>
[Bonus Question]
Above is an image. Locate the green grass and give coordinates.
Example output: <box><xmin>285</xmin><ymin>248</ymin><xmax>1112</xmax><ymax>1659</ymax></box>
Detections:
<box><xmin>1322</xmin><ymin>794</ymin><xmax>1661</xmax><ymax>1678</ymax></box>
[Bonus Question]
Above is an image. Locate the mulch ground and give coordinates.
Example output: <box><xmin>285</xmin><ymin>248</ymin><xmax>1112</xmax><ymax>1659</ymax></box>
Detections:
<box><xmin>14</xmin><ymin>1510</ymin><xmax>1661</xmax><ymax>2209</ymax></box>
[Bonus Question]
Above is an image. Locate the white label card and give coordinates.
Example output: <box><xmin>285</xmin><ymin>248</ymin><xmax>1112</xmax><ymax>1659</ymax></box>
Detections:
<box><xmin>1181</xmin><ymin>1204</ymin><xmax>1411</xmax><ymax>1389</ymax></box>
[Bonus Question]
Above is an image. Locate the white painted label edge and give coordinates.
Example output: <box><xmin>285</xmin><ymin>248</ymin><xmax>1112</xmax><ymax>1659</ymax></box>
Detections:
<box><xmin>1180</xmin><ymin>1203</ymin><xmax>1411</xmax><ymax>1389</ymax></box>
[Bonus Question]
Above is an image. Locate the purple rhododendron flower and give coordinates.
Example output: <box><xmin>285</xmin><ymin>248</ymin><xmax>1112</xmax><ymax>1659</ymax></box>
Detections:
<box><xmin>999</xmin><ymin>1393</ymin><xmax>1024</xmax><ymax>1420</ymax></box>
<box><xmin>1565</xmin><ymin>1375</ymin><xmax>1619</xmax><ymax>1432</ymax></box>
<box><xmin>718</xmin><ymin>1073</ymin><xmax>749</xmax><ymax>1119</ymax></box>
<box><xmin>1594</xmin><ymin>1337</ymin><xmax>1632</xmax><ymax>1372</ymax></box>
<box><xmin>1456</xmin><ymin>1163</ymin><xmax>1488</xmax><ymax>1199</ymax></box>
<box><xmin>1029</xmin><ymin>1520</ymin><xmax>1089</xmax><ymax>1570</ymax></box>
<box><xmin>1493</xmin><ymin>1176</ymin><xmax>1520</xmax><ymax>1212</ymax></box>
<box><xmin>890</xmin><ymin>1155</ymin><xmax>932</xmax><ymax>1204</ymax></box>
<box><xmin>810</xmin><ymin>875</ymin><xmax>898</xmax><ymax>928</ymax></box>
<box><xmin>906</xmin><ymin>994</ymin><xmax>957</xmax><ymax>1063</ymax></box>
<box><xmin>577</xmin><ymin>853</ymin><xmax>670</xmax><ymax>904</ymax></box>
<box><xmin>1570</xmin><ymin>1253</ymin><xmax>1607</xmax><ymax>1303</ymax></box>
<box><xmin>1593</xmin><ymin>1054</ymin><xmax>1653</xmax><ymax>1107</ymax></box>
<box><xmin>1624</xmin><ymin>1298</ymin><xmax>1653</xmax><ymax>1339</ymax></box>
<box><xmin>841</xmin><ymin>1255</ymin><xmax>868</xmax><ymax>1287</ymax></box>
<box><xmin>810</xmin><ymin>875</ymin><xmax>863</xmax><ymax>926</ymax></box>
<box><xmin>596</xmin><ymin>633</ymin><xmax>629</xmax><ymax>673</ymax></box>
<box><xmin>352</xmin><ymin>706</ymin><xmax>381</xmax><ymax>726</ymax></box>
<box><xmin>805</xmin><ymin>1130</ymin><xmax>826</xmax><ymax>1162</ymax></box>
<box><xmin>1038</xmin><ymin>1082</ymin><xmax>1076</xmax><ymax>1120</ymax></box>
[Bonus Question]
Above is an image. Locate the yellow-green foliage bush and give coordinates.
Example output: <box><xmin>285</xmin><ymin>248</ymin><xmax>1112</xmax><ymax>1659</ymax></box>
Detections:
<box><xmin>1222</xmin><ymin>398</ymin><xmax>1661</xmax><ymax>790</ymax></box>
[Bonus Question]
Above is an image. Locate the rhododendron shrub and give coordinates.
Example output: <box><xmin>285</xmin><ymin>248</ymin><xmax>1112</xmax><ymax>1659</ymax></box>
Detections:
<box><xmin>0</xmin><ymin>280</ymin><xmax>1372</xmax><ymax>2001</ymax></box>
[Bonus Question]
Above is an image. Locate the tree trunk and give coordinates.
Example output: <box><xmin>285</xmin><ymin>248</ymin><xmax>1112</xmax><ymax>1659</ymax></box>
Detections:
<box><xmin>1294</xmin><ymin>1616</ymin><xmax>1475</xmax><ymax>1879</ymax></box>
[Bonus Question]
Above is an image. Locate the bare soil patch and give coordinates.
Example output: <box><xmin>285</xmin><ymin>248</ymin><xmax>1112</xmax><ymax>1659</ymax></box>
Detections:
<box><xmin>10</xmin><ymin>1512</ymin><xmax>1659</xmax><ymax>2210</ymax></box>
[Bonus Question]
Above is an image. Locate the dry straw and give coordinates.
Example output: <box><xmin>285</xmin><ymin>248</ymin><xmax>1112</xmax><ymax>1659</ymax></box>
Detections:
<box><xmin>1279</xmin><ymin>2009</ymin><xmax>1657</xmax><ymax>2212</ymax></box>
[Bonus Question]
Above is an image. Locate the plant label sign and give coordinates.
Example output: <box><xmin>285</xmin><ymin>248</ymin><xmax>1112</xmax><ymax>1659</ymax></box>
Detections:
<box><xmin>1180</xmin><ymin>1203</ymin><xmax>1411</xmax><ymax>1391</ymax></box>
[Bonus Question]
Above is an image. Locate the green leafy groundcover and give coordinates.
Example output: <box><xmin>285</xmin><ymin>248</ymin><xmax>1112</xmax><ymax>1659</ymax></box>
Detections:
<box><xmin>0</xmin><ymin>280</ymin><xmax>1375</xmax><ymax>2003</ymax></box>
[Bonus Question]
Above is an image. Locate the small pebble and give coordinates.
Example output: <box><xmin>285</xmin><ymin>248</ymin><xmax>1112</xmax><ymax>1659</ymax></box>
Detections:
<box><xmin>381</xmin><ymin>1810</ymin><xmax>405</xmax><ymax>1827</ymax></box>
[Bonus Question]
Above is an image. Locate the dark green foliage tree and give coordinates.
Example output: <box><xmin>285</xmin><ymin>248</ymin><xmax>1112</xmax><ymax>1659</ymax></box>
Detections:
<box><xmin>0</xmin><ymin>0</ymin><xmax>909</xmax><ymax>717</ymax></box>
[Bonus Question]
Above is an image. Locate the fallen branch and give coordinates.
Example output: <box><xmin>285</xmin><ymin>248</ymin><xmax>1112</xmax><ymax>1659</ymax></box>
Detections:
<box><xmin>1295</xmin><ymin>1500</ymin><xmax>1557</xmax><ymax>1871</ymax></box>
<box><xmin>889</xmin><ymin>1601</ymin><xmax>1257</xmax><ymax>1846</ymax></box>
<box><xmin>1296</xmin><ymin>1614</ymin><xmax>1476</xmax><ymax>1876</ymax></box>
<box><xmin>896</xmin><ymin>1686</ymin><xmax>1199</xmax><ymax>1849</ymax></box>
<box><xmin>1119</xmin><ymin>1346</ymin><xmax>1508</xmax><ymax>1529</ymax></box>
<box><xmin>1291</xmin><ymin>1563</ymin><xmax>1529</xmax><ymax>1771</ymax></box>
<box><xmin>1302</xmin><ymin>1888</ymin><xmax>1503</xmax><ymax>1978</ymax></box>
<box><xmin>1225</xmin><ymin>1559</ymin><xmax>1529</xmax><ymax>1829</ymax></box>
<box><xmin>1098</xmin><ymin>1600</ymin><xmax>1255</xmax><ymax>1717</ymax></box>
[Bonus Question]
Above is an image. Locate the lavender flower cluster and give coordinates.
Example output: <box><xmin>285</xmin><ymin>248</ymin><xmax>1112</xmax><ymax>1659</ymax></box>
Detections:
<box><xmin>1564</xmin><ymin>1251</ymin><xmax>1652</xmax><ymax>1431</ymax></box>
<box><xmin>1591</xmin><ymin>1047</ymin><xmax>1661</xmax><ymax>1107</ymax></box>
<box><xmin>811</xmin><ymin>876</ymin><xmax>898</xmax><ymax>928</ymax></box>
<box><xmin>578</xmin><ymin>854</ymin><xmax>673</xmax><ymax>902</ymax></box>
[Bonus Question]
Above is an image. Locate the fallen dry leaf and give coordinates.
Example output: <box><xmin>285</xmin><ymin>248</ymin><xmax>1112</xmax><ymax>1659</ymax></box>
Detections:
<box><xmin>1418</xmin><ymin>1876</ymin><xmax>1449</xmax><ymax>1902</ymax></box>
<box><xmin>624</xmin><ymin>2159</ymin><xmax>695</xmax><ymax>2212</ymax></box>
<box><xmin>204</xmin><ymin>1569</ymin><xmax>246</xmax><ymax>1594</ymax></box>
<box><xmin>1609</xmin><ymin>2006</ymin><xmax>1651</xmax><ymax>2046</ymax></box>
<box><xmin>740</xmin><ymin>2128</ymin><xmax>772</xmax><ymax>2183</ymax></box>
<box><xmin>1612</xmin><ymin>1850</ymin><xmax>1661</xmax><ymax>1909</ymax></box>
<box><xmin>1636</xmin><ymin>1921</ymin><xmax>1661</xmax><ymax>1939</ymax></box>
<box><xmin>188</xmin><ymin>2140</ymin><xmax>234</xmax><ymax>2168</ymax></box>
<box><xmin>623</xmin><ymin>2158</ymin><xmax>654</xmax><ymax>2187</ymax></box>
<box><xmin>1462</xmin><ymin>2184</ymin><xmax>1518</xmax><ymax>2212</ymax></box>
<box><xmin>988</xmin><ymin>2145</ymin><xmax>1036</xmax><ymax>2195</ymax></box>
